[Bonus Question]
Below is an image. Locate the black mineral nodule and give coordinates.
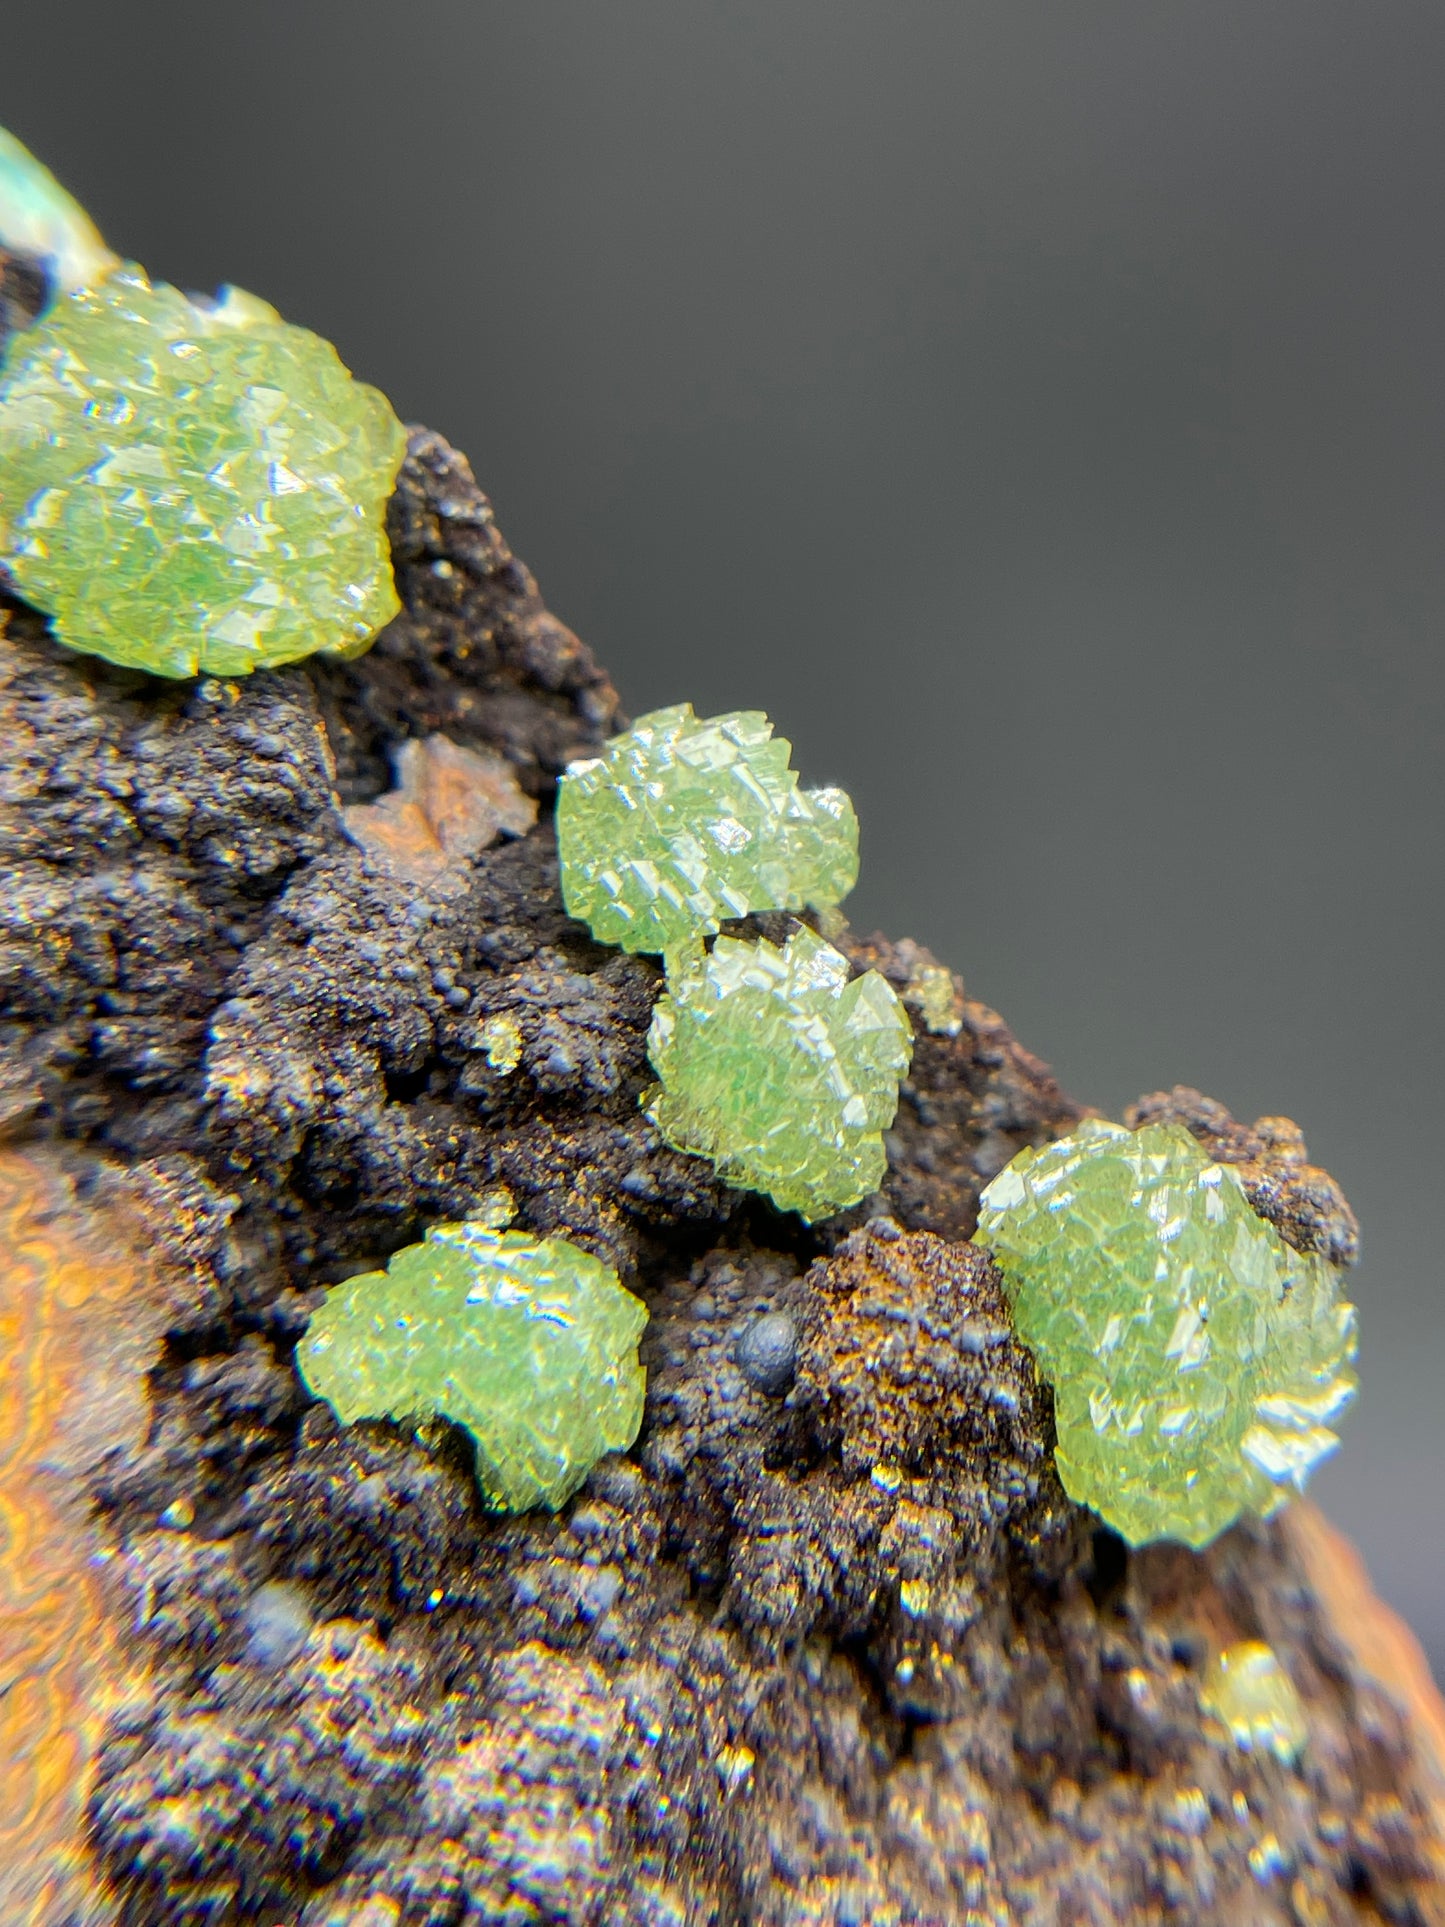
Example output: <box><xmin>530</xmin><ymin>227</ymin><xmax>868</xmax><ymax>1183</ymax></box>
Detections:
<box><xmin>736</xmin><ymin>1309</ymin><xmax>798</xmax><ymax>1396</ymax></box>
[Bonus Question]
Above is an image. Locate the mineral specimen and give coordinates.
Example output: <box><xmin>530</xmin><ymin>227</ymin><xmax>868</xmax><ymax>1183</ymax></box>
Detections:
<box><xmin>645</xmin><ymin>926</ymin><xmax>913</xmax><ymax>1219</ymax></box>
<box><xmin>0</xmin><ymin>265</ymin><xmax>407</xmax><ymax>677</ymax></box>
<box><xmin>974</xmin><ymin>1118</ymin><xmax>1358</xmax><ymax>1548</ymax></box>
<box><xmin>297</xmin><ymin>1223</ymin><xmax>649</xmax><ymax>1513</ymax></box>
<box><xmin>10</xmin><ymin>404</ymin><xmax>1441</xmax><ymax>1926</ymax></box>
<box><xmin>556</xmin><ymin>703</ymin><xmax>859</xmax><ymax>957</ymax></box>
<box><xmin>1201</xmin><ymin>1640</ymin><xmax>1309</xmax><ymax>1763</ymax></box>
<box><xmin>0</xmin><ymin>123</ymin><xmax>117</xmax><ymax>299</ymax></box>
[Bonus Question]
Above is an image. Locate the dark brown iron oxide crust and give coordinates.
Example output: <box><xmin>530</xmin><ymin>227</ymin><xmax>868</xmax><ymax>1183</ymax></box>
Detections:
<box><xmin>0</xmin><ymin>428</ymin><xmax>1438</xmax><ymax>1926</ymax></box>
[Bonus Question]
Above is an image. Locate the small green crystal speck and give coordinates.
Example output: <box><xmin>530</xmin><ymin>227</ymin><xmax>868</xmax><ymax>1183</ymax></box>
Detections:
<box><xmin>646</xmin><ymin>925</ymin><xmax>913</xmax><ymax>1220</ymax></box>
<box><xmin>1201</xmin><ymin>1640</ymin><xmax>1309</xmax><ymax>1764</ymax></box>
<box><xmin>556</xmin><ymin>703</ymin><xmax>860</xmax><ymax>957</ymax></box>
<box><xmin>975</xmin><ymin>1119</ymin><xmax>1358</xmax><ymax>1548</ymax></box>
<box><xmin>0</xmin><ymin>265</ymin><xmax>407</xmax><ymax>677</ymax></box>
<box><xmin>297</xmin><ymin>1223</ymin><xmax>649</xmax><ymax>1513</ymax></box>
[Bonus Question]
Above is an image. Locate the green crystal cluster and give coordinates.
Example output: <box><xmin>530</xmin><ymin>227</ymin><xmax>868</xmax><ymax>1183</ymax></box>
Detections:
<box><xmin>0</xmin><ymin>265</ymin><xmax>407</xmax><ymax>677</ymax></box>
<box><xmin>297</xmin><ymin>1223</ymin><xmax>648</xmax><ymax>1513</ymax></box>
<box><xmin>558</xmin><ymin>702</ymin><xmax>911</xmax><ymax>1220</ymax></box>
<box><xmin>1201</xmin><ymin>1641</ymin><xmax>1309</xmax><ymax>1763</ymax></box>
<box><xmin>646</xmin><ymin>926</ymin><xmax>914</xmax><ymax>1220</ymax></box>
<box><xmin>556</xmin><ymin>703</ymin><xmax>859</xmax><ymax>957</ymax></box>
<box><xmin>975</xmin><ymin>1119</ymin><xmax>1358</xmax><ymax>1548</ymax></box>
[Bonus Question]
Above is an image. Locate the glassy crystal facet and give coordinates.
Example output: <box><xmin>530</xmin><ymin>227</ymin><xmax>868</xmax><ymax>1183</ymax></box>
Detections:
<box><xmin>0</xmin><ymin>266</ymin><xmax>407</xmax><ymax>676</ymax></box>
<box><xmin>297</xmin><ymin>1224</ymin><xmax>648</xmax><ymax>1513</ymax></box>
<box><xmin>975</xmin><ymin>1120</ymin><xmax>1358</xmax><ymax>1548</ymax></box>
<box><xmin>557</xmin><ymin>703</ymin><xmax>859</xmax><ymax>957</ymax></box>
<box><xmin>646</xmin><ymin>926</ymin><xmax>913</xmax><ymax>1220</ymax></box>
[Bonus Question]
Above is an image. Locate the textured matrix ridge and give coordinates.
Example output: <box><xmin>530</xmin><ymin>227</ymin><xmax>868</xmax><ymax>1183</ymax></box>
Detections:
<box><xmin>297</xmin><ymin>1223</ymin><xmax>649</xmax><ymax>1513</ymax></box>
<box><xmin>646</xmin><ymin>925</ymin><xmax>914</xmax><ymax>1220</ymax></box>
<box><xmin>975</xmin><ymin>1118</ymin><xmax>1358</xmax><ymax>1548</ymax></box>
<box><xmin>556</xmin><ymin>702</ymin><xmax>859</xmax><ymax>957</ymax></box>
<box><xmin>0</xmin><ymin>265</ymin><xmax>407</xmax><ymax>677</ymax></box>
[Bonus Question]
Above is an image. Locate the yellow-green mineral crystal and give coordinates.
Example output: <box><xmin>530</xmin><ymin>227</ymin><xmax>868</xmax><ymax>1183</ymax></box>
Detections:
<box><xmin>974</xmin><ymin>1119</ymin><xmax>1358</xmax><ymax>1548</ymax></box>
<box><xmin>0</xmin><ymin>124</ymin><xmax>118</xmax><ymax>298</ymax></box>
<box><xmin>556</xmin><ymin>704</ymin><xmax>859</xmax><ymax>957</ymax></box>
<box><xmin>297</xmin><ymin>1223</ymin><xmax>648</xmax><ymax>1513</ymax></box>
<box><xmin>1201</xmin><ymin>1641</ymin><xmax>1308</xmax><ymax>1764</ymax></box>
<box><xmin>0</xmin><ymin>264</ymin><xmax>407</xmax><ymax>677</ymax></box>
<box><xmin>646</xmin><ymin>926</ymin><xmax>913</xmax><ymax>1220</ymax></box>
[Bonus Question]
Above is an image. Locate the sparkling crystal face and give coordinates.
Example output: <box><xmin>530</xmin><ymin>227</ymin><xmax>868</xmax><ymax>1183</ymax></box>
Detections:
<box><xmin>975</xmin><ymin>1119</ymin><xmax>1358</xmax><ymax>1548</ymax></box>
<box><xmin>1201</xmin><ymin>1640</ymin><xmax>1308</xmax><ymax>1763</ymax></box>
<box><xmin>0</xmin><ymin>266</ymin><xmax>407</xmax><ymax>677</ymax></box>
<box><xmin>556</xmin><ymin>703</ymin><xmax>859</xmax><ymax>957</ymax></box>
<box><xmin>645</xmin><ymin>925</ymin><xmax>913</xmax><ymax>1221</ymax></box>
<box><xmin>297</xmin><ymin>1225</ymin><xmax>649</xmax><ymax>1514</ymax></box>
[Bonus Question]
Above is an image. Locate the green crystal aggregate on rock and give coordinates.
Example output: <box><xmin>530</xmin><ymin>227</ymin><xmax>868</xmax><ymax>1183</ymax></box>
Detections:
<box><xmin>0</xmin><ymin>264</ymin><xmax>407</xmax><ymax>677</ymax></box>
<box><xmin>645</xmin><ymin>925</ymin><xmax>913</xmax><ymax>1220</ymax></box>
<box><xmin>1200</xmin><ymin>1640</ymin><xmax>1308</xmax><ymax>1764</ymax></box>
<box><xmin>0</xmin><ymin>124</ymin><xmax>118</xmax><ymax>298</ymax></box>
<box><xmin>905</xmin><ymin>959</ymin><xmax>962</xmax><ymax>1036</ymax></box>
<box><xmin>297</xmin><ymin>1223</ymin><xmax>648</xmax><ymax>1513</ymax></box>
<box><xmin>974</xmin><ymin>1119</ymin><xmax>1358</xmax><ymax>1549</ymax></box>
<box><xmin>477</xmin><ymin>1014</ymin><xmax>524</xmax><ymax>1074</ymax></box>
<box><xmin>557</xmin><ymin>703</ymin><xmax>859</xmax><ymax>957</ymax></box>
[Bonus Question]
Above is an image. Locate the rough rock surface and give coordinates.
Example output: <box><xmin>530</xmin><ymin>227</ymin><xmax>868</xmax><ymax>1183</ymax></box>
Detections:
<box><xmin>1125</xmin><ymin>1085</ymin><xmax>1361</xmax><ymax>1270</ymax></box>
<box><xmin>2</xmin><ymin>427</ymin><xmax>1442</xmax><ymax>1926</ymax></box>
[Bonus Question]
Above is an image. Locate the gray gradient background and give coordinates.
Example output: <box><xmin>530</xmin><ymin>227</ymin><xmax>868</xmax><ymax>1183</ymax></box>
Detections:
<box><xmin>5</xmin><ymin>4</ymin><xmax>1443</xmax><ymax>1674</ymax></box>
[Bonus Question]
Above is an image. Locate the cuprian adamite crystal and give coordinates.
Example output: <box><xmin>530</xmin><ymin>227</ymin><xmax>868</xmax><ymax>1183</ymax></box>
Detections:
<box><xmin>1201</xmin><ymin>1641</ymin><xmax>1309</xmax><ymax>1763</ymax></box>
<box><xmin>646</xmin><ymin>926</ymin><xmax>913</xmax><ymax>1220</ymax></box>
<box><xmin>975</xmin><ymin>1119</ymin><xmax>1358</xmax><ymax>1549</ymax></box>
<box><xmin>0</xmin><ymin>124</ymin><xmax>118</xmax><ymax>297</ymax></box>
<box><xmin>556</xmin><ymin>704</ymin><xmax>859</xmax><ymax>957</ymax></box>
<box><xmin>0</xmin><ymin>265</ymin><xmax>407</xmax><ymax>677</ymax></box>
<box><xmin>297</xmin><ymin>1224</ymin><xmax>648</xmax><ymax>1514</ymax></box>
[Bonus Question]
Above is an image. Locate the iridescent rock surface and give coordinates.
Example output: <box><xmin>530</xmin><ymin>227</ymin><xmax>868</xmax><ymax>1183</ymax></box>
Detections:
<box><xmin>0</xmin><ymin>123</ymin><xmax>117</xmax><ymax>298</ymax></box>
<box><xmin>645</xmin><ymin>926</ymin><xmax>913</xmax><ymax>1220</ymax></box>
<box><xmin>0</xmin><ymin>265</ymin><xmax>407</xmax><ymax>676</ymax></box>
<box><xmin>974</xmin><ymin>1119</ymin><xmax>1358</xmax><ymax>1548</ymax></box>
<box><xmin>297</xmin><ymin>1223</ymin><xmax>648</xmax><ymax>1513</ymax></box>
<box><xmin>1201</xmin><ymin>1640</ymin><xmax>1309</xmax><ymax>1763</ymax></box>
<box><xmin>556</xmin><ymin>703</ymin><xmax>859</xmax><ymax>956</ymax></box>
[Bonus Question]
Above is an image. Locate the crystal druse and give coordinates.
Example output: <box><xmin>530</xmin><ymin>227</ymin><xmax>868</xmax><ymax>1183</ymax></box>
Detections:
<box><xmin>646</xmin><ymin>926</ymin><xmax>915</xmax><ymax>1220</ymax></box>
<box><xmin>974</xmin><ymin>1118</ymin><xmax>1358</xmax><ymax>1548</ymax></box>
<box><xmin>557</xmin><ymin>702</ymin><xmax>859</xmax><ymax>957</ymax></box>
<box><xmin>0</xmin><ymin>257</ymin><xmax>406</xmax><ymax>678</ymax></box>
<box><xmin>297</xmin><ymin>1224</ymin><xmax>649</xmax><ymax>1513</ymax></box>
<box><xmin>558</xmin><ymin>701</ymin><xmax>914</xmax><ymax>1220</ymax></box>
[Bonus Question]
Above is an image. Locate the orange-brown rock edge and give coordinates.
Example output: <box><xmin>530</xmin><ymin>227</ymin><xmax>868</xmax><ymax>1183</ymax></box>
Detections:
<box><xmin>0</xmin><ymin>1151</ymin><xmax>160</xmax><ymax>1926</ymax></box>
